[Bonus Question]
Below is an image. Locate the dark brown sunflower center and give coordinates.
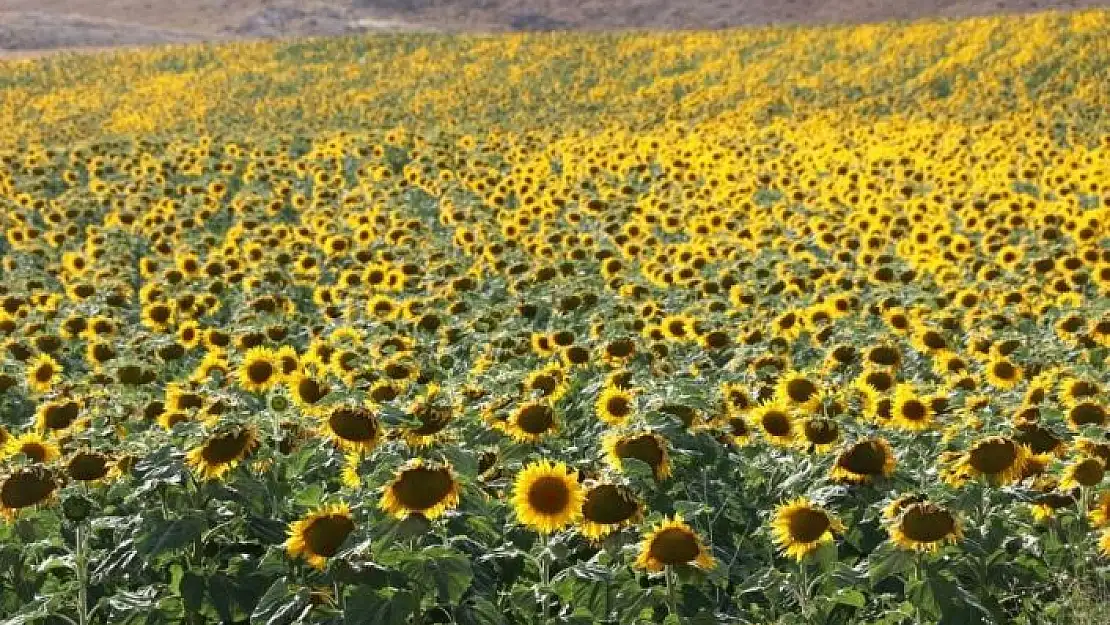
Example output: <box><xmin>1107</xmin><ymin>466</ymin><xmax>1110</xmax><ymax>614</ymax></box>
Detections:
<box><xmin>582</xmin><ymin>484</ymin><xmax>637</xmax><ymax>525</ymax></box>
<box><xmin>666</xmin><ymin>320</ymin><xmax>687</xmax><ymax>337</ymax></box>
<box><xmin>392</xmin><ymin>467</ymin><xmax>455</xmax><ymax>511</ymax></box>
<box><xmin>1036</xmin><ymin>493</ymin><xmax>1074</xmax><ymax>509</ymax></box>
<box><xmin>1015</xmin><ymin>425</ymin><xmax>1061</xmax><ymax>455</ymax></box>
<box><xmin>149</xmin><ymin>306</ymin><xmax>171</xmax><ymax>323</ymax></box>
<box><xmin>787</xmin><ymin>508</ymin><xmax>831</xmax><ymax>543</ymax></box>
<box><xmin>297</xmin><ymin>378</ymin><xmax>328</xmax><ymax>403</ymax></box>
<box><xmin>280</xmin><ymin>356</ymin><xmax>298</xmax><ymax>375</ymax></box>
<box><xmin>865</xmin><ymin>371</ymin><xmax>894</xmax><ymax>392</ymax></box>
<box><xmin>606</xmin><ymin>340</ymin><xmax>634</xmax><ymax>358</ymax></box>
<box><xmin>516</xmin><ymin>404</ymin><xmax>554</xmax><ymax>434</ymax></box>
<box><xmin>728</xmin><ymin>417</ymin><xmax>749</xmax><ymax>437</ymax></box>
<box><xmin>67</xmin><ymin>453</ymin><xmax>110</xmax><ymax>481</ymax></box>
<box><xmin>303</xmin><ymin>514</ymin><xmax>355</xmax><ymax>558</ymax></box>
<box><xmin>1072</xmin><ymin>459</ymin><xmax>1105</xmax><ymax>486</ymax></box>
<box><xmin>785</xmin><ymin>379</ymin><xmax>817</xmax><ymax>403</ymax></box>
<box><xmin>0</xmin><ymin>470</ymin><xmax>56</xmax><ymax>509</ymax></box>
<box><xmin>370</xmin><ymin>384</ymin><xmax>398</xmax><ymax>403</ymax></box>
<box><xmin>247</xmin><ymin>360</ymin><xmax>274</xmax><ymax>385</ymax></box>
<box><xmin>530</xmin><ymin>374</ymin><xmax>558</xmax><ymax>395</ymax></box>
<box><xmin>838</xmin><ymin>440</ymin><xmax>890</xmax><ymax>475</ymax></box>
<box><xmin>969</xmin><ymin>439</ymin><xmax>1019</xmax><ymax>474</ymax></box>
<box><xmin>899</xmin><ymin>505</ymin><xmax>956</xmax><ymax>543</ymax></box>
<box><xmin>921</xmin><ymin>332</ymin><xmax>947</xmax><ymax>350</ymax></box>
<box><xmin>991</xmin><ymin>361</ymin><xmax>1016</xmax><ymax>380</ymax></box>
<box><xmin>527</xmin><ymin>476</ymin><xmax>572</xmax><ymax>514</ymax></box>
<box><xmin>34</xmin><ymin>365</ymin><xmax>55</xmax><ymax>383</ymax></box>
<box><xmin>899</xmin><ymin>400</ymin><xmax>927</xmax><ymax>422</ymax></box>
<box><xmin>703</xmin><ymin>331</ymin><xmax>730</xmax><ymax>348</ymax></box>
<box><xmin>1069</xmin><ymin>403</ymin><xmax>1106</xmax><ymax>427</ymax></box>
<box><xmin>21</xmin><ymin>443</ymin><xmax>48</xmax><ymax>463</ymax></box>
<box><xmin>44</xmin><ymin>402</ymin><xmax>80</xmax><ymax>430</ymax></box>
<box><xmin>201</xmin><ymin>431</ymin><xmax>254</xmax><ymax>464</ymax></box>
<box><xmin>329</xmin><ymin>408</ymin><xmax>380</xmax><ymax>442</ymax></box>
<box><xmin>868</xmin><ymin>347</ymin><xmax>899</xmax><ymax>366</ymax></box>
<box><xmin>606</xmin><ymin>396</ymin><xmax>631</xmax><ymax>417</ymax></box>
<box><xmin>803</xmin><ymin>418</ymin><xmax>839</xmax><ymax>444</ymax></box>
<box><xmin>649</xmin><ymin>527</ymin><xmax>700</xmax><ymax>565</ymax></box>
<box><xmin>385</xmin><ymin>363</ymin><xmax>410</xmax><ymax>380</ymax></box>
<box><xmin>832</xmin><ymin>346</ymin><xmax>858</xmax><ymax>365</ymax></box>
<box><xmin>615</xmin><ymin>435</ymin><xmax>664</xmax><ymax>468</ymax></box>
<box><xmin>761</xmin><ymin>411</ymin><xmax>792</xmax><ymax>437</ymax></box>
<box><xmin>564</xmin><ymin>347</ymin><xmax>589</xmax><ymax>364</ymax></box>
<box><xmin>93</xmin><ymin>343</ymin><xmax>116</xmax><ymax>362</ymax></box>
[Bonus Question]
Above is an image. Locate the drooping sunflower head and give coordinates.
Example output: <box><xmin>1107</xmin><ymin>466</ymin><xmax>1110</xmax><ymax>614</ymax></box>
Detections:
<box><xmin>1066</xmin><ymin>401</ymin><xmax>1107</xmax><ymax>430</ymax></box>
<box><xmin>35</xmin><ymin>399</ymin><xmax>83</xmax><ymax>435</ymax></box>
<box><xmin>285</xmin><ymin>502</ymin><xmax>355</xmax><ymax>569</ymax></box>
<box><xmin>509</xmin><ymin>458</ymin><xmax>583</xmax><ymax>534</ymax></box>
<box><xmin>831</xmin><ymin>438</ymin><xmax>897</xmax><ymax>483</ymax></box>
<box><xmin>771</xmin><ymin>497</ymin><xmax>844</xmax><ymax>561</ymax></box>
<box><xmin>323</xmin><ymin>404</ymin><xmax>383</xmax><ymax>452</ymax></box>
<box><xmin>379</xmin><ymin>459</ymin><xmax>460</xmax><ymax>520</ymax></box>
<box><xmin>603</xmin><ymin>431</ymin><xmax>672</xmax><ymax>480</ymax></box>
<box><xmin>596</xmin><ymin>385</ymin><xmax>635</xmax><ymax>426</ymax></box>
<box><xmin>238</xmin><ymin>347</ymin><xmax>280</xmax><ymax>393</ymax></box>
<box><xmin>800</xmin><ymin>417</ymin><xmax>840</xmax><ymax>453</ymax></box>
<box><xmin>185</xmin><ymin>426</ymin><xmax>259</xmax><ymax>480</ymax></box>
<box><xmin>65</xmin><ymin>450</ymin><xmax>116</xmax><ymax>483</ymax></box>
<box><xmin>889</xmin><ymin>502</ymin><xmax>962</xmax><ymax>552</ymax></box>
<box><xmin>634</xmin><ymin>515</ymin><xmax>715</xmax><ymax>572</ymax></box>
<box><xmin>1060</xmin><ymin>456</ymin><xmax>1106</xmax><ymax>490</ymax></box>
<box><xmin>961</xmin><ymin>436</ymin><xmax>1029</xmax><ymax>485</ymax></box>
<box><xmin>579</xmin><ymin>482</ymin><xmax>642</xmax><ymax>540</ymax></box>
<box><xmin>1</xmin><ymin>466</ymin><xmax>57</xmax><ymax>519</ymax></box>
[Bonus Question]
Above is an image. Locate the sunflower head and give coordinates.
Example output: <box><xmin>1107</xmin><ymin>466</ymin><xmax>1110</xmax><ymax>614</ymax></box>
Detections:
<box><xmin>889</xmin><ymin>502</ymin><xmax>962</xmax><ymax>552</ymax></box>
<box><xmin>596</xmin><ymin>385</ymin><xmax>635</xmax><ymax>426</ymax></box>
<box><xmin>1060</xmin><ymin>456</ymin><xmax>1105</xmax><ymax>490</ymax></box>
<box><xmin>285</xmin><ymin>502</ymin><xmax>355</xmax><ymax>569</ymax></box>
<box><xmin>604</xmin><ymin>431</ymin><xmax>672</xmax><ymax>480</ymax></box>
<box><xmin>1</xmin><ymin>466</ymin><xmax>58</xmax><ymax>519</ymax></box>
<box><xmin>961</xmin><ymin>436</ymin><xmax>1029</xmax><ymax>485</ymax></box>
<box><xmin>634</xmin><ymin>516</ymin><xmax>715</xmax><ymax>573</ymax></box>
<box><xmin>752</xmin><ymin>402</ymin><xmax>796</xmax><ymax>446</ymax></box>
<box><xmin>512</xmin><ymin>459</ymin><xmax>584</xmax><ymax>534</ymax></box>
<box><xmin>579</xmin><ymin>482</ymin><xmax>641</xmax><ymax>540</ymax></box>
<box><xmin>238</xmin><ymin>347</ymin><xmax>280</xmax><ymax>393</ymax></box>
<box><xmin>65</xmin><ymin>451</ymin><xmax>115</xmax><ymax>482</ymax></box>
<box><xmin>891</xmin><ymin>384</ymin><xmax>933</xmax><ymax>431</ymax></box>
<box><xmin>323</xmin><ymin>404</ymin><xmax>383</xmax><ymax>452</ymax></box>
<box><xmin>776</xmin><ymin>371</ymin><xmax>822</xmax><ymax>411</ymax></box>
<box><xmin>380</xmin><ymin>459</ymin><xmax>460</xmax><ymax>520</ymax></box>
<box><xmin>771</xmin><ymin>497</ymin><xmax>844</xmax><ymax>562</ymax></box>
<box><xmin>831</xmin><ymin>438</ymin><xmax>897</xmax><ymax>483</ymax></box>
<box><xmin>506</xmin><ymin>400</ymin><xmax>558</xmax><ymax>442</ymax></box>
<box><xmin>185</xmin><ymin>426</ymin><xmax>259</xmax><ymax>480</ymax></box>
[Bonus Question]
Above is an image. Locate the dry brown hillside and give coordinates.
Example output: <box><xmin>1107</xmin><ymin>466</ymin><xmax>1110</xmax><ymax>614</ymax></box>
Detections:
<box><xmin>2</xmin><ymin>0</ymin><xmax>1108</xmax><ymax>54</ymax></box>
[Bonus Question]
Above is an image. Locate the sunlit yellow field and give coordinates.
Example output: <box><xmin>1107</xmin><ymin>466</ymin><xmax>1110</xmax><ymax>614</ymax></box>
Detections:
<box><xmin>1</xmin><ymin>9</ymin><xmax>1108</xmax><ymax>624</ymax></box>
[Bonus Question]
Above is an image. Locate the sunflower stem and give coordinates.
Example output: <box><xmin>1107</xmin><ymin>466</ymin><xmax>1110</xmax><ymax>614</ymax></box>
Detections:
<box><xmin>539</xmin><ymin>533</ymin><xmax>551</xmax><ymax>625</ymax></box>
<box><xmin>665</xmin><ymin>565</ymin><xmax>681</xmax><ymax>623</ymax></box>
<box><xmin>74</xmin><ymin>523</ymin><xmax>89</xmax><ymax>625</ymax></box>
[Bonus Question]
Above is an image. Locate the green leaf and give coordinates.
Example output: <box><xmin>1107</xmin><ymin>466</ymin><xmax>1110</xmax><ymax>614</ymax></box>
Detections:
<box><xmin>343</xmin><ymin>588</ymin><xmax>417</xmax><ymax>625</ymax></box>
<box><xmin>553</xmin><ymin>563</ymin><xmax>612</xmax><ymax>618</ymax></box>
<box><xmin>831</xmin><ymin>588</ymin><xmax>866</xmax><ymax>608</ymax></box>
<box><xmin>106</xmin><ymin>586</ymin><xmax>162</xmax><ymax>618</ymax></box>
<box><xmin>250</xmin><ymin>578</ymin><xmax>312</xmax><ymax>625</ymax></box>
<box><xmin>455</xmin><ymin>598</ymin><xmax>508</xmax><ymax>625</ymax></box>
<box><xmin>180</xmin><ymin>571</ymin><xmax>205</xmax><ymax>613</ymax></box>
<box><xmin>395</xmin><ymin>546</ymin><xmax>474</xmax><ymax>603</ymax></box>
<box><xmin>137</xmin><ymin>514</ymin><xmax>206</xmax><ymax>556</ymax></box>
<box><xmin>0</xmin><ymin>597</ymin><xmax>53</xmax><ymax>625</ymax></box>
<box><xmin>865</xmin><ymin>547</ymin><xmax>912</xmax><ymax>586</ymax></box>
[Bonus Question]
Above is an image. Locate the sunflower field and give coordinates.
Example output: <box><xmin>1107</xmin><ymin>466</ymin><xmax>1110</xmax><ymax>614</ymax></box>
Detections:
<box><xmin>1</xmin><ymin>7</ymin><xmax>1110</xmax><ymax>625</ymax></box>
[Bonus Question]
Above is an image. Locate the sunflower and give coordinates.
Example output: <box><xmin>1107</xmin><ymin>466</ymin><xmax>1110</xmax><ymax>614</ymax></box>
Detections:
<box><xmin>634</xmin><ymin>516</ymin><xmax>715</xmax><ymax>572</ymax></box>
<box><xmin>505</xmin><ymin>399</ymin><xmax>558</xmax><ymax>442</ymax></box>
<box><xmin>831</xmin><ymin>438</ymin><xmax>897</xmax><ymax>483</ymax></box>
<box><xmin>512</xmin><ymin>459</ymin><xmax>584</xmax><ymax>534</ymax></box>
<box><xmin>891</xmin><ymin>384</ymin><xmax>933</xmax><ymax>431</ymax></box>
<box><xmin>883</xmin><ymin>493</ymin><xmax>929</xmax><ymax>520</ymax></box>
<box><xmin>985</xmin><ymin>357</ymin><xmax>1022</xmax><ymax>390</ymax></box>
<box><xmin>1</xmin><ymin>466</ymin><xmax>57</xmax><ymax>519</ymax></box>
<box><xmin>660</xmin><ymin>314</ymin><xmax>695</xmax><ymax>342</ymax></box>
<box><xmin>596</xmin><ymin>385</ymin><xmax>635</xmax><ymax>426</ymax></box>
<box><xmin>957</xmin><ymin>436</ymin><xmax>1030</xmax><ymax>485</ymax></box>
<box><xmin>35</xmin><ymin>399</ymin><xmax>84</xmax><ymax>435</ymax></box>
<box><xmin>3</xmin><ymin>431</ymin><xmax>61</xmax><ymax>464</ymax></box>
<box><xmin>751</xmin><ymin>402</ymin><xmax>797</xmax><ymax>446</ymax></box>
<box><xmin>771</xmin><ymin>497</ymin><xmax>844</xmax><ymax>561</ymax></box>
<box><xmin>1090</xmin><ymin>493</ymin><xmax>1110</xmax><ymax>528</ymax></box>
<box><xmin>579</xmin><ymin>482</ymin><xmax>642</xmax><ymax>540</ymax></box>
<box><xmin>65</xmin><ymin>450</ymin><xmax>117</xmax><ymax>483</ymax></box>
<box><xmin>1030</xmin><ymin>492</ymin><xmax>1075</xmax><ymax>523</ymax></box>
<box><xmin>888</xmin><ymin>502</ymin><xmax>962</xmax><ymax>552</ymax></box>
<box><xmin>523</xmin><ymin>363</ymin><xmax>569</xmax><ymax>402</ymax></box>
<box><xmin>287</xmin><ymin>372</ymin><xmax>330</xmax><ymax>415</ymax></box>
<box><xmin>185</xmin><ymin>426</ymin><xmax>259</xmax><ymax>480</ymax></box>
<box><xmin>379</xmin><ymin>459</ymin><xmax>460</xmax><ymax>520</ymax></box>
<box><xmin>776</xmin><ymin>371</ymin><xmax>822</xmax><ymax>411</ymax></box>
<box><xmin>322</xmin><ymin>405</ymin><xmax>382</xmax><ymax>452</ymax></box>
<box><xmin>800</xmin><ymin>417</ymin><xmax>840</xmax><ymax>453</ymax></box>
<box><xmin>1060</xmin><ymin>379</ymin><xmax>1101</xmax><ymax>407</ymax></box>
<box><xmin>1066</xmin><ymin>401</ymin><xmax>1106</xmax><ymax>430</ymax></box>
<box><xmin>238</xmin><ymin>347</ymin><xmax>281</xmax><ymax>393</ymax></box>
<box><xmin>25</xmin><ymin>354</ymin><xmax>62</xmax><ymax>394</ymax></box>
<box><xmin>1099</xmin><ymin>530</ymin><xmax>1110</xmax><ymax>558</ymax></box>
<box><xmin>285</xmin><ymin>502</ymin><xmax>356</xmax><ymax>569</ymax></box>
<box><xmin>603</xmin><ymin>431</ymin><xmax>672</xmax><ymax>480</ymax></box>
<box><xmin>1060</xmin><ymin>456</ymin><xmax>1105</xmax><ymax>490</ymax></box>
